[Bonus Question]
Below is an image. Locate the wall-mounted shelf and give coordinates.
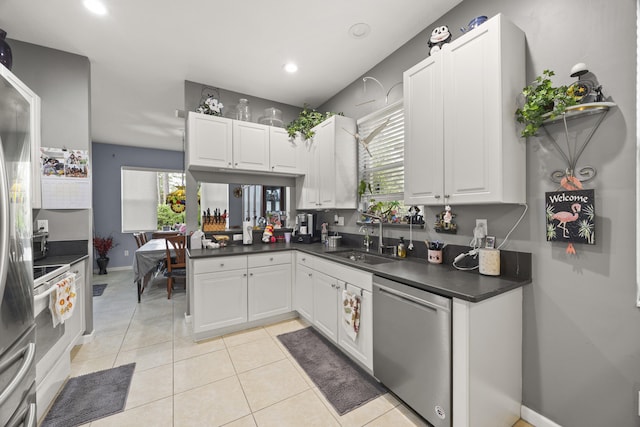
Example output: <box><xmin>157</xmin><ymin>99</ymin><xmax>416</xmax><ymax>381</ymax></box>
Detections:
<box><xmin>540</xmin><ymin>102</ymin><xmax>616</xmax><ymax>183</ymax></box>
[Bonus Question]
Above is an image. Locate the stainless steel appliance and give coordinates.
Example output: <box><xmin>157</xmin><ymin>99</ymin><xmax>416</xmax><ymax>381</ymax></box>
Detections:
<box><xmin>294</xmin><ymin>213</ymin><xmax>319</xmax><ymax>243</ymax></box>
<box><xmin>33</xmin><ymin>264</ymin><xmax>77</xmax><ymax>419</ymax></box>
<box><xmin>373</xmin><ymin>275</ymin><xmax>452</xmax><ymax>427</ymax></box>
<box><xmin>0</xmin><ymin>65</ymin><xmax>38</xmax><ymax>426</ymax></box>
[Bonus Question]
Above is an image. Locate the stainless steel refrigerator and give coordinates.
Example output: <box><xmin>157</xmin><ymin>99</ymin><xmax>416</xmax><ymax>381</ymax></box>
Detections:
<box><xmin>0</xmin><ymin>64</ymin><xmax>37</xmax><ymax>426</ymax></box>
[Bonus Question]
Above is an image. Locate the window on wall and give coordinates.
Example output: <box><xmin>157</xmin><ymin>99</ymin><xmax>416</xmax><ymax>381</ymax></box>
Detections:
<box><xmin>121</xmin><ymin>168</ymin><xmax>185</xmax><ymax>232</ymax></box>
<box><xmin>358</xmin><ymin>100</ymin><xmax>405</xmax><ymax>202</ymax></box>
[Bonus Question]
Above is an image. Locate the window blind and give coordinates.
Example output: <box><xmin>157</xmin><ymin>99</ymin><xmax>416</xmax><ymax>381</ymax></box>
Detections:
<box><xmin>357</xmin><ymin>100</ymin><xmax>404</xmax><ymax>202</ymax></box>
<box><xmin>121</xmin><ymin>168</ymin><xmax>158</xmax><ymax>232</ymax></box>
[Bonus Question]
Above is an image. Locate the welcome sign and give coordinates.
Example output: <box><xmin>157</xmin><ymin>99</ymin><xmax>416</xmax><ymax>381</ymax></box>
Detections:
<box><xmin>545</xmin><ymin>189</ymin><xmax>595</xmax><ymax>245</ymax></box>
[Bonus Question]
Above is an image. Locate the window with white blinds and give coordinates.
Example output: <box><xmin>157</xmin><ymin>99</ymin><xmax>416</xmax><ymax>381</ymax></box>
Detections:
<box><xmin>357</xmin><ymin>100</ymin><xmax>404</xmax><ymax>202</ymax></box>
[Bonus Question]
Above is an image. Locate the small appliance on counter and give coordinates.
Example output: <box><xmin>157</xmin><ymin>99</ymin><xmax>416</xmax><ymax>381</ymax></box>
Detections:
<box><xmin>294</xmin><ymin>213</ymin><xmax>320</xmax><ymax>243</ymax></box>
<box><xmin>33</xmin><ymin>230</ymin><xmax>48</xmax><ymax>260</ymax></box>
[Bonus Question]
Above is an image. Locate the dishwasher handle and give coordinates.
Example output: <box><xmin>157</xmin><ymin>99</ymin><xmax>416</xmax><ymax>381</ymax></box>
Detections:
<box><xmin>376</xmin><ymin>285</ymin><xmax>449</xmax><ymax>311</ymax></box>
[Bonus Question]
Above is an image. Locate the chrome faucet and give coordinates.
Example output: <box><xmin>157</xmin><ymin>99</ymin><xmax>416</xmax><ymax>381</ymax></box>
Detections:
<box><xmin>358</xmin><ymin>224</ymin><xmax>371</xmax><ymax>252</ymax></box>
<box><xmin>360</xmin><ymin>212</ymin><xmax>385</xmax><ymax>254</ymax></box>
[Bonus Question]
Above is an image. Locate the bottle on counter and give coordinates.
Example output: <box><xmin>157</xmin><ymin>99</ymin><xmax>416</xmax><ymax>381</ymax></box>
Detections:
<box><xmin>321</xmin><ymin>223</ymin><xmax>328</xmax><ymax>245</ymax></box>
<box><xmin>397</xmin><ymin>237</ymin><xmax>407</xmax><ymax>258</ymax></box>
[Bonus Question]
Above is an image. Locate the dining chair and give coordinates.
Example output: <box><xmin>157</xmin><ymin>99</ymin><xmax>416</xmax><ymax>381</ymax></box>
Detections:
<box><xmin>133</xmin><ymin>232</ymin><xmax>144</xmax><ymax>248</ymax></box>
<box><xmin>164</xmin><ymin>235</ymin><xmax>187</xmax><ymax>299</ymax></box>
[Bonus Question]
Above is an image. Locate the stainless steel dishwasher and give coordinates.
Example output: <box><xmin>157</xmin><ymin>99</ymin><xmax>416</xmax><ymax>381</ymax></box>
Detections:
<box><xmin>373</xmin><ymin>275</ymin><xmax>451</xmax><ymax>427</ymax></box>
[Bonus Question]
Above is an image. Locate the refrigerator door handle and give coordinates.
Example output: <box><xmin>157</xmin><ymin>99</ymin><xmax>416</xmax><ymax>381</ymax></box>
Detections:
<box><xmin>0</xmin><ymin>142</ymin><xmax>9</xmax><ymax>300</ymax></box>
<box><xmin>6</xmin><ymin>402</ymin><xmax>36</xmax><ymax>427</ymax></box>
<box><xmin>0</xmin><ymin>343</ymin><xmax>36</xmax><ymax>407</ymax></box>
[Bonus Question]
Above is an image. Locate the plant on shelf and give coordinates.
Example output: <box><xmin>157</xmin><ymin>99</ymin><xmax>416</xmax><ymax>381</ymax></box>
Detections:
<box><xmin>286</xmin><ymin>105</ymin><xmax>342</xmax><ymax>140</ymax></box>
<box><xmin>515</xmin><ymin>69</ymin><xmax>578</xmax><ymax>138</ymax></box>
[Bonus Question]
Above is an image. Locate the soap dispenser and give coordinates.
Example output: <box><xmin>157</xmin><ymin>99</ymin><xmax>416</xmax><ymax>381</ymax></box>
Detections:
<box><xmin>397</xmin><ymin>237</ymin><xmax>407</xmax><ymax>258</ymax></box>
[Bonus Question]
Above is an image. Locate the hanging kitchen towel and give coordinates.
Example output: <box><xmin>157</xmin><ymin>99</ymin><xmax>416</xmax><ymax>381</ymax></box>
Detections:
<box><xmin>49</xmin><ymin>273</ymin><xmax>77</xmax><ymax>327</ymax></box>
<box><xmin>342</xmin><ymin>289</ymin><xmax>361</xmax><ymax>341</ymax></box>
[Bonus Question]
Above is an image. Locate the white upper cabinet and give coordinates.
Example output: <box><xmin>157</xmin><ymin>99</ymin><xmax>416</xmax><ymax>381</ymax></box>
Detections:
<box><xmin>187</xmin><ymin>112</ymin><xmax>233</xmax><ymax>169</ymax></box>
<box><xmin>269</xmin><ymin>127</ymin><xmax>304</xmax><ymax>174</ymax></box>
<box><xmin>233</xmin><ymin>120</ymin><xmax>270</xmax><ymax>171</ymax></box>
<box><xmin>187</xmin><ymin>112</ymin><xmax>306</xmax><ymax>176</ymax></box>
<box><xmin>296</xmin><ymin>115</ymin><xmax>357</xmax><ymax>210</ymax></box>
<box><xmin>404</xmin><ymin>14</ymin><xmax>526</xmax><ymax>206</ymax></box>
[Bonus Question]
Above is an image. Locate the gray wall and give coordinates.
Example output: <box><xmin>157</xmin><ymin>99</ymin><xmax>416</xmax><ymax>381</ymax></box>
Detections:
<box><xmin>92</xmin><ymin>142</ymin><xmax>183</xmax><ymax>268</ymax></box>
<box><xmin>9</xmin><ymin>39</ymin><xmax>92</xmax><ymax>242</ymax></box>
<box><xmin>319</xmin><ymin>1</ymin><xmax>638</xmax><ymax>426</ymax></box>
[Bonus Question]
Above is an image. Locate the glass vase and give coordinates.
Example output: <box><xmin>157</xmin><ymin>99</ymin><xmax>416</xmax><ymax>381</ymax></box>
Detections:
<box><xmin>0</xmin><ymin>29</ymin><xmax>13</xmax><ymax>70</ymax></box>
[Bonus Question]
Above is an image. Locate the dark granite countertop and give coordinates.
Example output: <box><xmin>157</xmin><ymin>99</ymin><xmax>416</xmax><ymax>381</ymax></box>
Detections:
<box><xmin>187</xmin><ymin>243</ymin><xmax>531</xmax><ymax>303</ymax></box>
<box><xmin>34</xmin><ymin>254</ymin><xmax>89</xmax><ymax>267</ymax></box>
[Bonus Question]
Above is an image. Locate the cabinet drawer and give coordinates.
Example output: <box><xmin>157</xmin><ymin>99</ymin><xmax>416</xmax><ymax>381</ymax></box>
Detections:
<box><xmin>248</xmin><ymin>252</ymin><xmax>291</xmax><ymax>268</ymax></box>
<box><xmin>296</xmin><ymin>252</ymin><xmax>315</xmax><ymax>269</ymax></box>
<box><xmin>193</xmin><ymin>256</ymin><xmax>247</xmax><ymax>275</ymax></box>
<box><xmin>315</xmin><ymin>257</ymin><xmax>373</xmax><ymax>292</ymax></box>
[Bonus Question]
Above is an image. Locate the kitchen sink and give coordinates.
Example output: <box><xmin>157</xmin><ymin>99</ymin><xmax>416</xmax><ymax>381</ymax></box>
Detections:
<box><xmin>330</xmin><ymin>250</ymin><xmax>397</xmax><ymax>265</ymax></box>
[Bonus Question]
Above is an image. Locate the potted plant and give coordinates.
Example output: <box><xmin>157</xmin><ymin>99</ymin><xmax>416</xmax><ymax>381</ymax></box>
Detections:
<box><xmin>93</xmin><ymin>235</ymin><xmax>116</xmax><ymax>275</ymax></box>
<box><xmin>515</xmin><ymin>69</ymin><xmax>578</xmax><ymax>137</ymax></box>
<box><xmin>286</xmin><ymin>105</ymin><xmax>342</xmax><ymax>140</ymax></box>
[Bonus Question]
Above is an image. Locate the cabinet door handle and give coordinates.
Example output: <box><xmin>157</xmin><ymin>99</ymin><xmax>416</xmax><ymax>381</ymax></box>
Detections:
<box><xmin>301</xmin><ymin>258</ymin><xmax>306</xmax><ymax>261</ymax></box>
<box><xmin>243</xmin><ymin>273</ymin><xmax>247</xmax><ymax>277</ymax></box>
<box><xmin>235</xmin><ymin>163</ymin><xmax>238</xmax><ymax>166</ymax></box>
<box><xmin>308</xmin><ymin>273</ymin><xmax>312</xmax><ymax>277</ymax></box>
<box><xmin>220</xmin><ymin>263</ymin><xmax>224</xmax><ymax>267</ymax></box>
<box><xmin>336</xmin><ymin>285</ymin><xmax>341</xmax><ymax>290</ymax></box>
<box><xmin>228</xmin><ymin>162</ymin><xmax>232</xmax><ymax>166</ymax></box>
<box><xmin>331</xmin><ymin>283</ymin><xmax>336</xmax><ymax>288</ymax></box>
<box><xmin>444</xmin><ymin>194</ymin><xmax>450</xmax><ymax>199</ymax></box>
<box><xmin>249</xmin><ymin>273</ymin><xmax>254</xmax><ymax>277</ymax></box>
<box><xmin>269</xmin><ymin>257</ymin><xmax>274</xmax><ymax>261</ymax></box>
<box><xmin>435</xmin><ymin>195</ymin><xmax>441</xmax><ymax>199</ymax></box>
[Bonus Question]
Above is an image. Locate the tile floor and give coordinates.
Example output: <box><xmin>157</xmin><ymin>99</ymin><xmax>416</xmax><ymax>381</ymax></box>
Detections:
<box><xmin>55</xmin><ymin>269</ymin><xmax>533</xmax><ymax>427</ymax></box>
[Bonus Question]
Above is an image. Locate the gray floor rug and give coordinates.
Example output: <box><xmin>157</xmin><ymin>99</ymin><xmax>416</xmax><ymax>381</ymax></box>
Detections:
<box><xmin>41</xmin><ymin>363</ymin><xmax>136</xmax><ymax>427</ymax></box>
<box><xmin>278</xmin><ymin>327</ymin><xmax>387</xmax><ymax>415</ymax></box>
<box><xmin>93</xmin><ymin>283</ymin><xmax>107</xmax><ymax>296</ymax></box>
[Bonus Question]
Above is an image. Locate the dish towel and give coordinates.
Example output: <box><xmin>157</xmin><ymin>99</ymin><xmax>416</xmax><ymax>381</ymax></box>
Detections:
<box><xmin>49</xmin><ymin>273</ymin><xmax>77</xmax><ymax>327</ymax></box>
<box><xmin>342</xmin><ymin>289</ymin><xmax>361</xmax><ymax>341</ymax></box>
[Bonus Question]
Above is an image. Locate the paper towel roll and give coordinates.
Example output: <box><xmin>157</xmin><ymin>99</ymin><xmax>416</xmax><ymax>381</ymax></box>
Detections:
<box><xmin>243</xmin><ymin>221</ymin><xmax>253</xmax><ymax>245</ymax></box>
<box><xmin>479</xmin><ymin>248</ymin><xmax>500</xmax><ymax>276</ymax></box>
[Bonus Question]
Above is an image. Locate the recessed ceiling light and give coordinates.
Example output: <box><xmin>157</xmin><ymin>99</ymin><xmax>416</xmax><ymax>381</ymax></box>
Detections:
<box><xmin>284</xmin><ymin>63</ymin><xmax>298</xmax><ymax>73</ymax></box>
<box><xmin>349</xmin><ymin>23</ymin><xmax>371</xmax><ymax>39</ymax></box>
<box><xmin>83</xmin><ymin>0</ymin><xmax>108</xmax><ymax>16</ymax></box>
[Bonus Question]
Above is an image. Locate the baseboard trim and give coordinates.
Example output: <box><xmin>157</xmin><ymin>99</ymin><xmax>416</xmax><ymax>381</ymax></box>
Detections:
<box><xmin>521</xmin><ymin>405</ymin><xmax>563</xmax><ymax>427</ymax></box>
<box><xmin>93</xmin><ymin>266</ymin><xmax>133</xmax><ymax>274</ymax></box>
<box><xmin>76</xmin><ymin>330</ymin><xmax>95</xmax><ymax>345</ymax></box>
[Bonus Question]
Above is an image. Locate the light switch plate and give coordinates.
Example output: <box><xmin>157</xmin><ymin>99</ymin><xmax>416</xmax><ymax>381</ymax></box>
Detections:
<box><xmin>36</xmin><ymin>220</ymin><xmax>48</xmax><ymax>233</ymax></box>
<box><xmin>337</xmin><ymin>217</ymin><xmax>344</xmax><ymax>226</ymax></box>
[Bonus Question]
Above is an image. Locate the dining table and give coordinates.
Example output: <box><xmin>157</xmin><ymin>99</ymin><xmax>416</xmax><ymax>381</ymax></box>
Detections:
<box><xmin>133</xmin><ymin>238</ymin><xmax>176</xmax><ymax>302</ymax></box>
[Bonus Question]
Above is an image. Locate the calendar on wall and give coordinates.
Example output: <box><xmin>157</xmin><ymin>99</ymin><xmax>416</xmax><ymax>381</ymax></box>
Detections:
<box><xmin>40</xmin><ymin>147</ymin><xmax>91</xmax><ymax>209</ymax></box>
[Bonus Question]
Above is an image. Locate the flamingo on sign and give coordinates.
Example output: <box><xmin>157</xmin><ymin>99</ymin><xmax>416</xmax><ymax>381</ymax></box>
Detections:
<box><xmin>552</xmin><ymin>203</ymin><xmax>581</xmax><ymax>238</ymax></box>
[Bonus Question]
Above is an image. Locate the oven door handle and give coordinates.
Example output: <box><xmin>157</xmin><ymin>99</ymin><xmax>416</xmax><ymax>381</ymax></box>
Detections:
<box><xmin>34</xmin><ymin>283</ymin><xmax>58</xmax><ymax>302</ymax></box>
<box><xmin>0</xmin><ymin>342</ymin><xmax>36</xmax><ymax>407</ymax></box>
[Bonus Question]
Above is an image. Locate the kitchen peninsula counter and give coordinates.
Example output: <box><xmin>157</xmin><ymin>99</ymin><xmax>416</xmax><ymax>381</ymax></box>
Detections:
<box><xmin>188</xmin><ymin>242</ymin><xmax>531</xmax><ymax>303</ymax></box>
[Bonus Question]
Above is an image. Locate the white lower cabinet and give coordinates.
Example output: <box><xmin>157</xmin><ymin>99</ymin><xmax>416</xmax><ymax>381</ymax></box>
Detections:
<box><xmin>294</xmin><ymin>263</ymin><xmax>314</xmax><ymax>321</ymax></box>
<box><xmin>191</xmin><ymin>253</ymin><xmax>293</xmax><ymax>339</ymax></box>
<box><xmin>248</xmin><ymin>263</ymin><xmax>292</xmax><ymax>321</ymax></box>
<box><xmin>193</xmin><ymin>269</ymin><xmax>248</xmax><ymax>334</ymax></box>
<box><xmin>303</xmin><ymin>257</ymin><xmax>374</xmax><ymax>371</ymax></box>
<box><xmin>338</xmin><ymin>283</ymin><xmax>373</xmax><ymax>369</ymax></box>
<box><xmin>312</xmin><ymin>271</ymin><xmax>339</xmax><ymax>342</ymax></box>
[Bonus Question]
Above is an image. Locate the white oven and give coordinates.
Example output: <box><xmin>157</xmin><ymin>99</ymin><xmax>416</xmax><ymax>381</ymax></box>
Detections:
<box><xmin>32</xmin><ymin>264</ymin><xmax>78</xmax><ymax>420</ymax></box>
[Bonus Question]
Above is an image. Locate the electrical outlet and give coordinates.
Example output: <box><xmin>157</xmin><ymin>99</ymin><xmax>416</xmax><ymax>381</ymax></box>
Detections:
<box><xmin>475</xmin><ymin>219</ymin><xmax>488</xmax><ymax>237</ymax></box>
<box><xmin>36</xmin><ymin>219</ymin><xmax>48</xmax><ymax>233</ymax></box>
<box><xmin>124</xmin><ymin>250</ymin><xmax>129</xmax><ymax>257</ymax></box>
<box><xmin>233</xmin><ymin>234</ymin><xmax>243</xmax><ymax>241</ymax></box>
